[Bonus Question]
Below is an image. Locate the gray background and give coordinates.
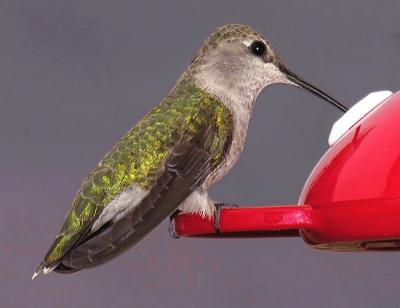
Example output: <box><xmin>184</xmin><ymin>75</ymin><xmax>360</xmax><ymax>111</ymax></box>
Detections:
<box><xmin>1</xmin><ymin>1</ymin><xmax>400</xmax><ymax>307</ymax></box>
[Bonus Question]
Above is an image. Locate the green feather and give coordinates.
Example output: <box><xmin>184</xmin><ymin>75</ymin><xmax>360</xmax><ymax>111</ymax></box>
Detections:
<box><xmin>42</xmin><ymin>83</ymin><xmax>233</xmax><ymax>266</ymax></box>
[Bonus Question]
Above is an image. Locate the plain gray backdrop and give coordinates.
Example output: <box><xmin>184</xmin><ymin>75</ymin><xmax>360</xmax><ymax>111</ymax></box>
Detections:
<box><xmin>1</xmin><ymin>1</ymin><xmax>400</xmax><ymax>307</ymax></box>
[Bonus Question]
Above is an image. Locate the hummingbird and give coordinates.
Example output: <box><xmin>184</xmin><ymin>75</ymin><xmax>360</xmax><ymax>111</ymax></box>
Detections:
<box><xmin>33</xmin><ymin>24</ymin><xmax>347</xmax><ymax>278</ymax></box>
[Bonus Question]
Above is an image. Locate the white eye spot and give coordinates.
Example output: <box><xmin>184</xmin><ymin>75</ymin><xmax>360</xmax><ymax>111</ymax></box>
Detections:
<box><xmin>243</xmin><ymin>39</ymin><xmax>254</xmax><ymax>47</ymax></box>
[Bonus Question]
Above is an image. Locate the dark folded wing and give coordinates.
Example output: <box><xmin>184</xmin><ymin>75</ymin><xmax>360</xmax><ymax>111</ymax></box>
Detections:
<box><xmin>56</xmin><ymin>125</ymin><xmax>229</xmax><ymax>272</ymax></box>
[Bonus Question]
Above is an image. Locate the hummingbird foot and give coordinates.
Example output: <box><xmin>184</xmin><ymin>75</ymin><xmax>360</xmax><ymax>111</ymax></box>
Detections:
<box><xmin>168</xmin><ymin>210</ymin><xmax>181</xmax><ymax>239</ymax></box>
<box><xmin>214</xmin><ymin>203</ymin><xmax>239</xmax><ymax>233</ymax></box>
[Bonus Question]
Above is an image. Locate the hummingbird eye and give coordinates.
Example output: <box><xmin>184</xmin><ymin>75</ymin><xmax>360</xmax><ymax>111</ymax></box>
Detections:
<box><xmin>249</xmin><ymin>40</ymin><xmax>267</xmax><ymax>57</ymax></box>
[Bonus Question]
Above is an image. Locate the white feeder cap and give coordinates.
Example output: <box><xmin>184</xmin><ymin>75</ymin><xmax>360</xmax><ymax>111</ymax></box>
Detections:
<box><xmin>328</xmin><ymin>91</ymin><xmax>393</xmax><ymax>146</ymax></box>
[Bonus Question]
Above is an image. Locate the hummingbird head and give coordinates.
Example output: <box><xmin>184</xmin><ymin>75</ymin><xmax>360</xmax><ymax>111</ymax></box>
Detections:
<box><xmin>190</xmin><ymin>24</ymin><xmax>347</xmax><ymax>112</ymax></box>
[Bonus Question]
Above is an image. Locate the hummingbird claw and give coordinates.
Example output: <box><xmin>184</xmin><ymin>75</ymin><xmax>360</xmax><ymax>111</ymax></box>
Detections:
<box><xmin>214</xmin><ymin>203</ymin><xmax>239</xmax><ymax>233</ymax></box>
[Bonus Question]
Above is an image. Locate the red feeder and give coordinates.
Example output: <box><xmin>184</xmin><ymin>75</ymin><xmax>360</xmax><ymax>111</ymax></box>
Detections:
<box><xmin>174</xmin><ymin>90</ymin><xmax>400</xmax><ymax>251</ymax></box>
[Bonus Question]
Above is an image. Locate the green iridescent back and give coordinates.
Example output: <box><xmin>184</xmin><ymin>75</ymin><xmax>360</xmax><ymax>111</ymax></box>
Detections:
<box><xmin>43</xmin><ymin>83</ymin><xmax>233</xmax><ymax>265</ymax></box>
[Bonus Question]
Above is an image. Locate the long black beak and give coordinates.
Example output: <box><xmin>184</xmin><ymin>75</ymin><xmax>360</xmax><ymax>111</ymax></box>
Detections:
<box><xmin>279</xmin><ymin>64</ymin><xmax>348</xmax><ymax>112</ymax></box>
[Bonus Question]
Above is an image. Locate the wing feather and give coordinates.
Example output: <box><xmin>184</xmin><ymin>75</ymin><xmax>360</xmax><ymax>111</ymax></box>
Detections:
<box><xmin>34</xmin><ymin>85</ymin><xmax>233</xmax><ymax>277</ymax></box>
<box><xmin>55</xmin><ymin>125</ymin><xmax>229</xmax><ymax>272</ymax></box>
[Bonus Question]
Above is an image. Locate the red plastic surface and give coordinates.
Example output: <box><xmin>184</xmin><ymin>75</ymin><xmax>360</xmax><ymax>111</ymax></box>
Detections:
<box><xmin>175</xmin><ymin>206</ymin><xmax>312</xmax><ymax>237</ymax></box>
<box><xmin>174</xmin><ymin>91</ymin><xmax>400</xmax><ymax>250</ymax></box>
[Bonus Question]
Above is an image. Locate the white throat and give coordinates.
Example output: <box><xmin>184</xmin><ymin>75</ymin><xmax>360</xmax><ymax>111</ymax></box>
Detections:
<box><xmin>193</xmin><ymin>66</ymin><xmax>259</xmax><ymax>116</ymax></box>
<box><xmin>192</xmin><ymin>58</ymin><xmax>282</xmax><ymax>119</ymax></box>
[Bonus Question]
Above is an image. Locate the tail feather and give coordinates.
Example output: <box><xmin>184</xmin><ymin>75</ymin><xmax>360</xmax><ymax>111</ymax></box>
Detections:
<box><xmin>32</xmin><ymin>263</ymin><xmax>58</xmax><ymax>280</ymax></box>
